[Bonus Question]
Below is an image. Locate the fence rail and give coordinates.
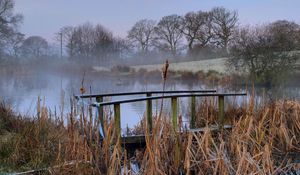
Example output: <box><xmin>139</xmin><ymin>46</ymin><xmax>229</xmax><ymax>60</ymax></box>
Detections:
<box><xmin>76</xmin><ymin>91</ymin><xmax>247</xmax><ymax>138</ymax></box>
<box><xmin>75</xmin><ymin>90</ymin><xmax>217</xmax><ymax>99</ymax></box>
<box><xmin>76</xmin><ymin>90</ymin><xmax>218</xmax><ymax>135</ymax></box>
<box><xmin>92</xmin><ymin>93</ymin><xmax>246</xmax><ymax>106</ymax></box>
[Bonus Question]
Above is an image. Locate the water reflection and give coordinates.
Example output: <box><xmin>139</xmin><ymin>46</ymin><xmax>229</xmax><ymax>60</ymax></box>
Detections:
<box><xmin>0</xmin><ymin>72</ymin><xmax>299</xmax><ymax>132</ymax></box>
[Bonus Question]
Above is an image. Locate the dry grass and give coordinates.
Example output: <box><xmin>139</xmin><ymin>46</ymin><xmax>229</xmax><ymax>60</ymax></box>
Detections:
<box><xmin>0</xmin><ymin>95</ymin><xmax>300</xmax><ymax>174</ymax></box>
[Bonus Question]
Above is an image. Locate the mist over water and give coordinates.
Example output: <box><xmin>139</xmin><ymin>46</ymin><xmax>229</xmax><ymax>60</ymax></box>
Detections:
<box><xmin>1</xmin><ymin>65</ymin><xmax>299</xmax><ymax>133</ymax></box>
<box><xmin>0</xmin><ymin>68</ymin><xmax>205</xmax><ymax>128</ymax></box>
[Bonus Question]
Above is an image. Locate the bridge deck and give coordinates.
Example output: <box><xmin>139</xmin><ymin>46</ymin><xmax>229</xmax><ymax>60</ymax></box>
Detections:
<box><xmin>75</xmin><ymin>90</ymin><xmax>246</xmax><ymax>154</ymax></box>
<box><xmin>118</xmin><ymin>124</ymin><xmax>232</xmax><ymax>152</ymax></box>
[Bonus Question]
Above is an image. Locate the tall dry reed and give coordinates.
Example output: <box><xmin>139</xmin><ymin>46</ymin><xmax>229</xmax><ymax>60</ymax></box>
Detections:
<box><xmin>1</xmin><ymin>94</ymin><xmax>300</xmax><ymax>174</ymax></box>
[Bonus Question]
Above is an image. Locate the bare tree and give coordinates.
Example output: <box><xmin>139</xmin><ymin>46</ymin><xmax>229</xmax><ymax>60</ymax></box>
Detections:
<box><xmin>297</xmin><ymin>26</ymin><xmax>300</xmax><ymax>48</ymax></box>
<box><xmin>58</xmin><ymin>26</ymin><xmax>76</xmax><ymax>58</ymax></box>
<box><xmin>58</xmin><ymin>23</ymin><xmax>126</xmax><ymax>65</ymax></box>
<box><xmin>93</xmin><ymin>24</ymin><xmax>114</xmax><ymax>61</ymax></box>
<box><xmin>61</xmin><ymin>23</ymin><xmax>97</xmax><ymax>60</ymax></box>
<box><xmin>211</xmin><ymin>7</ymin><xmax>238</xmax><ymax>53</ymax></box>
<box><xmin>266</xmin><ymin>20</ymin><xmax>299</xmax><ymax>51</ymax></box>
<box><xmin>112</xmin><ymin>37</ymin><xmax>131</xmax><ymax>61</ymax></box>
<box><xmin>127</xmin><ymin>19</ymin><xmax>156</xmax><ymax>53</ymax></box>
<box><xmin>20</xmin><ymin>36</ymin><xmax>49</xmax><ymax>59</ymax></box>
<box><xmin>75</xmin><ymin>23</ymin><xmax>95</xmax><ymax>59</ymax></box>
<box><xmin>0</xmin><ymin>0</ymin><xmax>23</xmax><ymax>58</ymax></box>
<box><xmin>154</xmin><ymin>15</ymin><xmax>184</xmax><ymax>56</ymax></box>
<box><xmin>182</xmin><ymin>11</ymin><xmax>213</xmax><ymax>51</ymax></box>
<box><xmin>229</xmin><ymin>24</ymin><xmax>299</xmax><ymax>86</ymax></box>
<box><xmin>5</xmin><ymin>32</ymin><xmax>24</xmax><ymax>57</ymax></box>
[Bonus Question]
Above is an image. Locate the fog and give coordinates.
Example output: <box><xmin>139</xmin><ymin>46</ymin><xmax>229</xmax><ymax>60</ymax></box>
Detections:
<box><xmin>0</xmin><ymin>1</ymin><xmax>300</xmax><ymax>132</ymax></box>
<box><xmin>1</xmin><ymin>58</ymin><xmax>299</xmax><ymax>132</ymax></box>
<box><xmin>0</xmin><ymin>64</ymin><xmax>201</xmax><ymax>130</ymax></box>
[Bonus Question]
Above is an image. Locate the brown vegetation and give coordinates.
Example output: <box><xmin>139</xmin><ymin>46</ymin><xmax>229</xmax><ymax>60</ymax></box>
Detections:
<box><xmin>0</xmin><ymin>95</ymin><xmax>299</xmax><ymax>174</ymax></box>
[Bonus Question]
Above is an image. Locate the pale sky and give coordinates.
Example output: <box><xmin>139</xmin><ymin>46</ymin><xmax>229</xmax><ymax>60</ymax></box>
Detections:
<box><xmin>14</xmin><ymin>0</ymin><xmax>300</xmax><ymax>42</ymax></box>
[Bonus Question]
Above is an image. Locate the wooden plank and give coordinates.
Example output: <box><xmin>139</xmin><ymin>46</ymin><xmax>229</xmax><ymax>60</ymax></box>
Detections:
<box><xmin>121</xmin><ymin>135</ymin><xmax>146</xmax><ymax>144</ymax></box>
<box><xmin>218</xmin><ymin>95</ymin><xmax>225</xmax><ymax>128</ymax></box>
<box><xmin>96</xmin><ymin>96</ymin><xmax>105</xmax><ymax>137</ymax></box>
<box><xmin>171</xmin><ymin>97</ymin><xmax>178</xmax><ymax>130</ymax></box>
<box><xmin>190</xmin><ymin>96</ymin><xmax>196</xmax><ymax>129</ymax></box>
<box><xmin>75</xmin><ymin>90</ymin><xmax>217</xmax><ymax>99</ymax></box>
<box><xmin>189</xmin><ymin>124</ymin><xmax>232</xmax><ymax>132</ymax></box>
<box><xmin>114</xmin><ymin>103</ymin><xmax>121</xmax><ymax>138</ymax></box>
<box><xmin>146</xmin><ymin>93</ymin><xmax>152</xmax><ymax>133</ymax></box>
<box><xmin>119</xmin><ymin>125</ymin><xmax>232</xmax><ymax>145</ymax></box>
<box><xmin>94</xmin><ymin>93</ymin><xmax>247</xmax><ymax>107</ymax></box>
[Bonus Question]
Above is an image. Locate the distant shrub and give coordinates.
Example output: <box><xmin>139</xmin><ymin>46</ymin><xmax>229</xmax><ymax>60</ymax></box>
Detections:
<box><xmin>144</xmin><ymin>70</ymin><xmax>162</xmax><ymax>80</ymax></box>
<box><xmin>180</xmin><ymin>71</ymin><xmax>197</xmax><ymax>80</ymax></box>
<box><xmin>167</xmin><ymin>70</ymin><xmax>176</xmax><ymax>78</ymax></box>
<box><xmin>111</xmin><ymin>65</ymin><xmax>132</xmax><ymax>73</ymax></box>
<box><xmin>206</xmin><ymin>70</ymin><xmax>220</xmax><ymax>77</ymax></box>
<box><xmin>195</xmin><ymin>70</ymin><xmax>206</xmax><ymax>80</ymax></box>
<box><xmin>137</xmin><ymin>68</ymin><xmax>147</xmax><ymax>76</ymax></box>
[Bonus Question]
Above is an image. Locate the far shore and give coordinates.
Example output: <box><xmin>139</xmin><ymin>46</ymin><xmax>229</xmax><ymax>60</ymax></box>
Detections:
<box><xmin>93</xmin><ymin>57</ymin><xmax>229</xmax><ymax>74</ymax></box>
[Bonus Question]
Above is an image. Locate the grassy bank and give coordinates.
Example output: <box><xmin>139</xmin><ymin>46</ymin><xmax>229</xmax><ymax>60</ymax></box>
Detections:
<box><xmin>131</xmin><ymin>57</ymin><xmax>229</xmax><ymax>74</ymax></box>
<box><xmin>90</xmin><ymin>57</ymin><xmax>300</xmax><ymax>88</ymax></box>
<box><xmin>0</xmin><ymin>95</ymin><xmax>300</xmax><ymax>174</ymax></box>
<box><xmin>91</xmin><ymin>57</ymin><xmax>229</xmax><ymax>75</ymax></box>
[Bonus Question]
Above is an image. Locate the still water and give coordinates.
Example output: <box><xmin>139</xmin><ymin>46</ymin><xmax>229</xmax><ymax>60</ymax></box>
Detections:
<box><xmin>0</xmin><ymin>72</ymin><xmax>209</xmax><ymax>128</ymax></box>
<box><xmin>1</xmin><ymin>71</ymin><xmax>299</xmax><ymax>132</ymax></box>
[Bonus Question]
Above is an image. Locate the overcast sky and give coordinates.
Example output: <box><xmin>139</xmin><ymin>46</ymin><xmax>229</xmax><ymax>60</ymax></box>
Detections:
<box><xmin>14</xmin><ymin>0</ymin><xmax>300</xmax><ymax>42</ymax></box>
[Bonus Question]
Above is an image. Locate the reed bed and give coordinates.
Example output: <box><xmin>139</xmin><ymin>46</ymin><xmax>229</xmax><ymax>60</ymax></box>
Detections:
<box><xmin>0</xmin><ymin>95</ymin><xmax>300</xmax><ymax>174</ymax></box>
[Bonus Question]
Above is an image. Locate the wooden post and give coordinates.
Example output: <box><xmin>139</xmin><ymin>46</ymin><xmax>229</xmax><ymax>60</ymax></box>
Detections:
<box><xmin>96</xmin><ymin>96</ymin><xmax>105</xmax><ymax>137</ymax></box>
<box><xmin>171</xmin><ymin>97</ymin><xmax>180</xmax><ymax>170</ymax></box>
<box><xmin>218</xmin><ymin>95</ymin><xmax>225</xmax><ymax>128</ymax></box>
<box><xmin>190</xmin><ymin>96</ymin><xmax>196</xmax><ymax>129</ymax></box>
<box><xmin>114</xmin><ymin>103</ymin><xmax>121</xmax><ymax>138</ymax></box>
<box><xmin>146</xmin><ymin>93</ymin><xmax>152</xmax><ymax>133</ymax></box>
<box><xmin>171</xmin><ymin>97</ymin><xmax>178</xmax><ymax>130</ymax></box>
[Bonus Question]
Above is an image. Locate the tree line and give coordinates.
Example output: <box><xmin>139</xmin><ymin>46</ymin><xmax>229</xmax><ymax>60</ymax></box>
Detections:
<box><xmin>0</xmin><ymin>2</ymin><xmax>242</xmax><ymax>64</ymax></box>
<box><xmin>126</xmin><ymin>7</ymin><xmax>239</xmax><ymax>62</ymax></box>
<box><xmin>0</xmin><ymin>0</ymin><xmax>299</xmax><ymax>85</ymax></box>
<box><xmin>229</xmin><ymin>20</ymin><xmax>300</xmax><ymax>86</ymax></box>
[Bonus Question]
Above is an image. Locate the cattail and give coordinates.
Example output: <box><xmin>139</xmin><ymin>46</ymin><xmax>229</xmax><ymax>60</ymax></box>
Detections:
<box><xmin>159</xmin><ymin>60</ymin><xmax>169</xmax><ymax>118</ymax></box>
<box><xmin>162</xmin><ymin>59</ymin><xmax>169</xmax><ymax>81</ymax></box>
<box><xmin>80</xmin><ymin>71</ymin><xmax>86</xmax><ymax>94</ymax></box>
<box><xmin>80</xmin><ymin>87</ymin><xmax>86</xmax><ymax>94</ymax></box>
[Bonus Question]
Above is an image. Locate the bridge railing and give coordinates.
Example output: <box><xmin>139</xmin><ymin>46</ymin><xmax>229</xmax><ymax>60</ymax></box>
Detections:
<box><xmin>86</xmin><ymin>92</ymin><xmax>247</xmax><ymax>137</ymax></box>
<box><xmin>75</xmin><ymin>90</ymin><xmax>217</xmax><ymax>100</ymax></box>
<box><xmin>75</xmin><ymin>90</ymin><xmax>217</xmax><ymax>134</ymax></box>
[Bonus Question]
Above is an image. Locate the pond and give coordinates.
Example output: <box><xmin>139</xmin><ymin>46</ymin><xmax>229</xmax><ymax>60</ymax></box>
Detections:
<box><xmin>0</xmin><ymin>70</ymin><xmax>299</xmax><ymax>134</ymax></box>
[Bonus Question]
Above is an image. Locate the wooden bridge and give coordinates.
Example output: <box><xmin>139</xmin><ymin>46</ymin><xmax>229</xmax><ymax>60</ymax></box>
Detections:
<box><xmin>75</xmin><ymin>90</ymin><xmax>247</xmax><ymax>150</ymax></box>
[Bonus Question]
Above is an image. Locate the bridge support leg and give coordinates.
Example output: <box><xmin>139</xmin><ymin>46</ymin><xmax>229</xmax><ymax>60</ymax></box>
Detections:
<box><xmin>146</xmin><ymin>93</ymin><xmax>152</xmax><ymax>133</ymax></box>
<box><xmin>218</xmin><ymin>95</ymin><xmax>225</xmax><ymax>128</ymax></box>
<box><xmin>171</xmin><ymin>97</ymin><xmax>178</xmax><ymax>130</ymax></box>
<box><xmin>190</xmin><ymin>96</ymin><xmax>196</xmax><ymax>129</ymax></box>
<box><xmin>171</xmin><ymin>97</ymin><xmax>180</xmax><ymax>170</ymax></box>
<box><xmin>96</xmin><ymin>97</ymin><xmax>105</xmax><ymax>137</ymax></box>
<box><xmin>114</xmin><ymin>103</ymin><xmax>121</xmax><ymax>138</ymax></box>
